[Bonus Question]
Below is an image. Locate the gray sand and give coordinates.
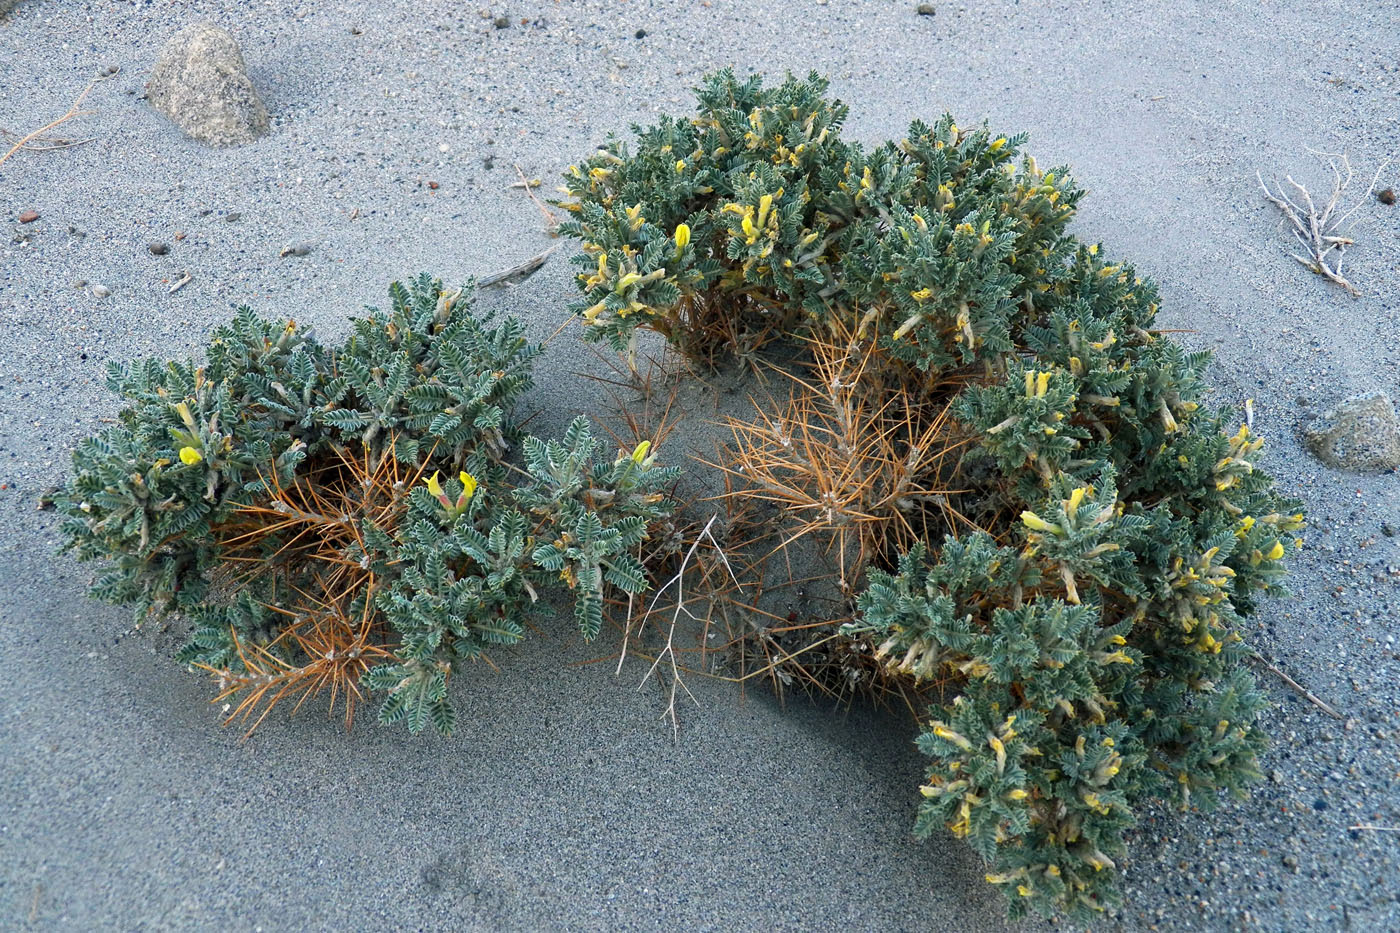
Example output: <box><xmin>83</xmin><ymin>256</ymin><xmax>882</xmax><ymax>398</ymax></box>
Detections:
<box><xmin>2</xmin><ymin>1</ymin><xmax>1398</xmax><ymax>930</ymax></box>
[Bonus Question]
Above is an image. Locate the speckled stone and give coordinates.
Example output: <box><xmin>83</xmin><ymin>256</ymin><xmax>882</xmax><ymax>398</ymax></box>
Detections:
<box><xmin>146</xmin><ymin>23</ymin><xmax>269</xmax><ymax>146</ymax></box>
<box><xmin>1302</xmin><ymin>391</ymin><xmax>1400</xmax><ymax>472</ymax></box>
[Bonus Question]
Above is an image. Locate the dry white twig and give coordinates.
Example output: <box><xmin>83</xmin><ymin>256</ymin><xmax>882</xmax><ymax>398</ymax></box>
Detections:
<box><xmin>513</xmin><ymin>163</ymin><xmax>561</xmax><ymax>232</ymax></box>
<box><xmin>1248</xmin><ymin>653</ymin><xmax>1343</xmax><ymax>720</ymax></box>
<box><xmin>477</xmin><ymin>243</ymin><xmax>559</xmax><ymax>288</ymax></box>
<box><xmin>0</xmin><ymin>127</ymin><xmax>97</xmax><ymax>152</ymax></box>
<box><xmin>1257</xmin><ymin>151</ymin><xmax>1389</xmax><ymax>296</ymax></box>
<box><xmin>622</xmin><ymin>514</ymin><xmax>741</xmax><ymax>738</ymax></box>
<box><xmin>0</xmin><ymin>68</ymin><xmax>117</xmax><ymax>168</ymax></box>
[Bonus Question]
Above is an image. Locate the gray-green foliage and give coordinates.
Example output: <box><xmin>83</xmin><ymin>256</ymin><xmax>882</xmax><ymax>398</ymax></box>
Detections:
<box><xmin>558</xmin><ymin>69</ymin><xmax>1080</xmax><ymax>371</ymax></box>
<box><xmin>560</xmin><ymin>70</ymin><xmax>1304</xmax><ymax>922</ymax></box>
<box><xmin>58</xmin><ymin>275</ymin><xmax>679</xmax><ymax>735</ymax></box>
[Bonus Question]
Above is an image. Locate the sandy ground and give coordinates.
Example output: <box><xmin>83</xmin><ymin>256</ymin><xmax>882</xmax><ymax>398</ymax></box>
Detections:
<box><xmin>2</xmin><ymin>1</ymin><xmax>1398</xmax><ymax>930</ymax></box>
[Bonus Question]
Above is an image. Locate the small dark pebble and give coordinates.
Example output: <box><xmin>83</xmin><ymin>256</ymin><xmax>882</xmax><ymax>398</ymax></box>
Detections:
<box><xmin>428</xmin><ymin>180</ymin><xmax>440</xmax><ymax>190</ymax></box>
<box><xmin>917</xmin><ymin>2</ymin><xmax>936</xmax><ymax>14</ymax></box>
<box><xmin>1312</xmin><ymin>798</ymin><xmax>1328</xmax><ymax>811</ymax></box>
<box><xmin>148</xmin><ymin>242</ymin><xmax>169</xmax><ymax>256</ymax></box>
<box><xmin>18</xmin><ymin>209</ymin><xmax>39</xmax><ymax>224</ymax></box>
<box><xmin>225</xmin><ymin>212</ymin><xmax>242</xmax><ymax>223</ymax></box>
<box><xmin>493</xmin><ymin>16</ymin><xmax>510</xmax><ymax>29</ymax></box>
<box><xmin>1378</xmin><ymin>188</ymin><xmax>1396</xmax><ymax>206</ymax></box>
<box><xmin>635</xmin><ymin>28</ymin><xmax>647</xmax><ymax>38</ymax></box>
<box><xmin>483</xmin><ymin>155</ymin><xmax>496</xmax><ymax>169</ymax></box>
<box><xmin>1382</xmin><ymin>522</ymin><xmax>1396</xmax><ymax>537</ymax></box>
<box><xmin>349</xmin><ymin>26</ymin><xmax>363</xmax><ymax>36</ymax></box>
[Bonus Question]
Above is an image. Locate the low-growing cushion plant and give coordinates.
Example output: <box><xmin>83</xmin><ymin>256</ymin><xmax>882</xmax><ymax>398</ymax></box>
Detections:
<box><xmin>57</xmin><ymin>275</ymin><xmax>679</xmax><ymax>735</ymax></box>
<box><xmin>559</xmin><ymin>70</ymin><xmax>1305</xmax><ymax>922</ymax></box>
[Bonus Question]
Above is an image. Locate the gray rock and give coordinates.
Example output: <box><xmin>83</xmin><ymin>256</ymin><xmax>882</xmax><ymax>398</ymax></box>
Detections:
<box><xmin>1302</xmin><ymin>391</ymin><xmax>1400</xmax><ymax>472</ymax></box>
<box><xmin>146</xmin><ymin>23</ymin><xmax>269</xmax><ymax>146</ymax></box>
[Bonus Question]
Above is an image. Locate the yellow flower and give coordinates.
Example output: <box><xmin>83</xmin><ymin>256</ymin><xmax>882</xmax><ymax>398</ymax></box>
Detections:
<box><xmin>988</xmin><ymin>734</ymin><xmax>1007</xmax><ymax>772</ymax></box>
<box><xmin>458</xmin><ymin>471</ymin><xmax>477</xmax><ymax>501</ymax></box>
<box><xmin>933</xmin><ymin>724</ymin><xmax>973</xmax><ymax>751</ymax></box>
<box><xmin>630</xmin><ymin>440</ymin><xmax>651</xmax><ymax>464</ymax></box>
<box><xmin>425</xmin><ymin>471</ymin><xmax>444</xmax><ymax>499</ymax></box>
<box><xmin>1020</xmin><ymin>511</ymin><xmax>1061</xmax><ymax>535</ymax></box>
<box><xmin>1266</xmin><ymin>540</ymin><xmax>1285</xmax><ymax>561</ymax></box>
<box><xmin>179</xmin><ymin>446</ymin><xmax>203</xmax><ymax>465</ymax></box>
<box><xmin>673</xmin><ymin>223</ymin><xmax>690</xmax><ymax>250</ymax></box>
<box><xmin>1083</xmin><ymin>850</ymin><xmax>1116</xmax><ymax>872</ymax></box>
<box><xmin>616</xmin><ymin>272</ymin><xmax>642</xmax><ymax>292</ymax></box>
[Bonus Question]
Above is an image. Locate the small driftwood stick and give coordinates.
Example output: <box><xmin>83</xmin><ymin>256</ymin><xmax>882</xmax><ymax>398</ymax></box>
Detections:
<box><xmin>1249</xmin><ymin>653</ymin><xmax>1343</xmax><ymax>720</ymax></box>
<box><xmin>477</xmin><ymin>244</ymin><xmax>559</xmax><ymax>288</ymax></box>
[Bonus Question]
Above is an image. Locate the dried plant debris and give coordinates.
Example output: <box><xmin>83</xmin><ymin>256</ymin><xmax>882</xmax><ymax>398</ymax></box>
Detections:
<box><xmin>1257</xmin><ymin>151</ymin><xmax>1390</xmax><ymax>296</ymax></box>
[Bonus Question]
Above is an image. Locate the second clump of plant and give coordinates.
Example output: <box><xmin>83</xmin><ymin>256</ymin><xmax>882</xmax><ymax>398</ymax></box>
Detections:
<box><xmin>559</xmin><ymin>70</ymin><xmax>1304</xmax><ymax>923</ymax></box>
